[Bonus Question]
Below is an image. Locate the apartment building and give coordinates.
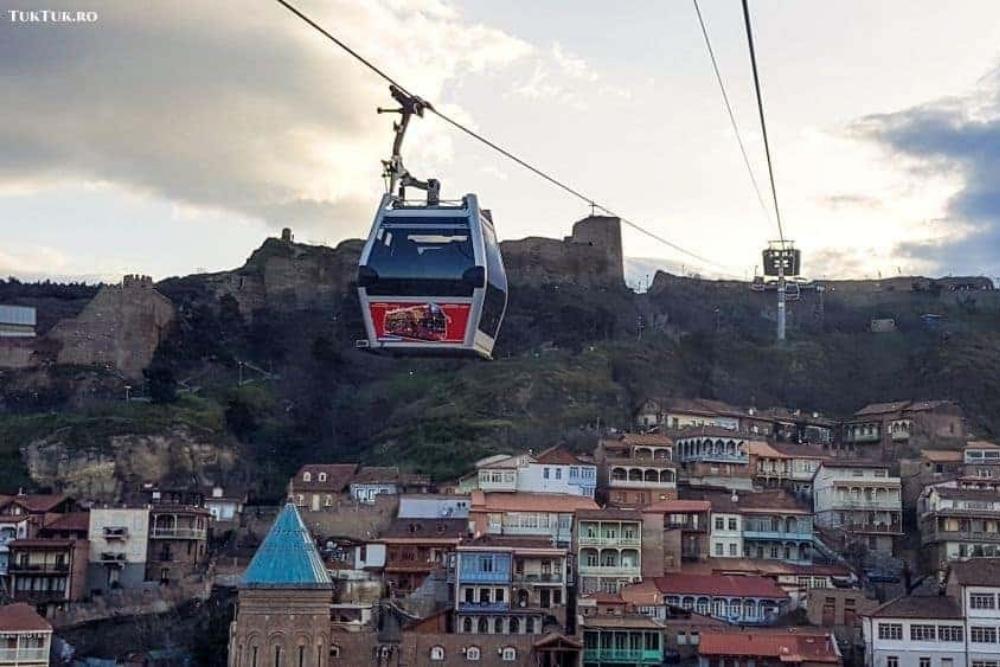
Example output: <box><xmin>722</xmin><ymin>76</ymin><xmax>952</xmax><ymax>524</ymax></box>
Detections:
<box><xmin>468</xmin><ymin>491</ymin><xmax>598</xmax><ymax>547</ymax></box>
<box><xmin>596</xmin><ymin>434</ymin><xmax>678</xmax><ymax>508</ymax></box>
<box><xmin>644</xmin><ymin>499</ymin><xmax>712</xmax><ymax>567</ymax></box>
<box><xmin>8</xmin><ymin>537</ymin><xmax>89</xmax><ymax>611</ymax></box>
<box><xmin>920</xmin><ymin>487</ymin><xmax>1000</xmax><ymax>571</ymax></box>
<box><xmin>577</xmin><ymin>509</ymin><xmax>642</xmax><ymax>594</ymax></box>
<box><xmin>673</xmin><ymin>428</ymin><xmax>756</xmax><ymax>491</ymax></box>
<box><xmin>813</xmin><ymin>461</ymin><xmax>902</xmax><ymax>554</ymax></box>
<box><xmin>453</xmin><ymin>535</ymin><xmax>568</xmax><ymax>635</ymax></box>
<box><xmin>146</xmin><ymin>505</ymin><xmax>210</xmax><ymax>584</ymax></box>
<box><xmin>844</xmin><ymin>401</ymin><xmax>964</xmax><ymax>457</ymax></box>
<box><xmin>581</xmin><ymin>615</ymin><xmax>665</xmax><ymax>667</ymax></box>
<box><xmin>348</xmin><ymin>467</ymin><xmax>431</xmax><ymax>505</ymax></box>
<box><xmin>86</xmin><ymin>507</ymin><xmax>150</xmax><ymax>594</ymax></box>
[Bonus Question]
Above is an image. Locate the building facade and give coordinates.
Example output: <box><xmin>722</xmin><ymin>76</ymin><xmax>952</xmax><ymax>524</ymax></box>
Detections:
<box><xmin>577</xmin><ymin>510</ymin><xmax>643</xmax><ymax>595</ymax></box>
<box><xmin>86</xmin><ymin>507</ymin><xmax>149</xmax><ymax>594</ymax></box>
<box><xmin>813</xmin><ymin>462</ymin><xmax>902</xmax><ymax>554</ymax></box>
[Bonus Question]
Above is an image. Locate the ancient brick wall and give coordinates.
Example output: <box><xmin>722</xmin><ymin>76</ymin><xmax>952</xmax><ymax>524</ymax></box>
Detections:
<box><xmin>500</xmin><ymin>215</ymin><xmax>624</xmax><ymax>287</ymax></box>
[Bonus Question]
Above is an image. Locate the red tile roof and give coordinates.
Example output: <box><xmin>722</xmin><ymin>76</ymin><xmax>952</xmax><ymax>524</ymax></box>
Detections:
<box><xmin>3</xmin><ymin>494</ymin><xmax>69</xmax><ymax>514</ymax></box>
<box><xmin>618</xmin><ymin>433</ymin><xmax>673</xmax><ymax>447</ymax></box>
<box><xmin>643</xmin><ymin>499</ymin><xmax>712</xmax><ymax>513</ymax></box>
<box><xmin>43</xmin><ymin>511</ymin><xmax>90</xmax><ymax>533</ymax></box>
<box><xmin>0</xmin><ymin>603</ymin><xmax>52</xmax><ymax>632</ymax></box>
<box><xmin>534</xmin><ymin>446</ymin><xmax>585</xmax><ymax>465</ymax></box>
<box><xmin>698</xmin><ymin>630</ymin><xmax>839</xmax><ymax>663</ymax></box>
<box><xmin>653</xmin><ymin>574</ymin><xmax>787</xmax><ymax>599</ymax></box>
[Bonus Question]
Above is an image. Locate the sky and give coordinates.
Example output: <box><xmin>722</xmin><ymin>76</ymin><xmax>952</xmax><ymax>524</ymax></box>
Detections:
<box><xmin>4</xmin><ymin>0</ymin><xmax>1000</xmax><ymax>284</ymax></box>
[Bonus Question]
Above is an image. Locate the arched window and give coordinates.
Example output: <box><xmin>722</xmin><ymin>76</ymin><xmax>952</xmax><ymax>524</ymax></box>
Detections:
<box><xmin>478</xmin><ymin>618</ymin><xmax>489</xmax><ymax>634</ymax></box>
<box><xmin>324</xmin><ymin>495</ymin><xmax>333</xmax><ymax>507</ymax></box>
<box><xmin>509</xmin><ymin>617</ymin><xmax>519</xmax><ymax>633</ymax></box>
<box><xmin>463</xmin><ymin>617</ymin><xmax>473</xmax><ymax>633</ymax></box>
<box><xmin>466</xmin><ymin>646</ymin><xmax>481</xmax><ymax>661</ymax></box>
<box><xmin>303</xmin><ymin>472</ymin><xmax>312</xmax><ymax>482</ymax></box>
<box><xmin>430</xmin><ymin>646</ymin><xmax>445</xmax><ymax>661</ymax></box>
<box><xmin>318</xmin><ymin>472</ymin><xmax>327</xmax><ymax>482</ymax></box>
<box><xmin>493</xmin><ymin>617</ymin><xmax>504</xmax><ymax>633</ymax></box>
<box><xmin>526</xmin><ymin>617</ymin><xmax>535</xmax><ymax>634</ymax></box>
<box><xmin>501</xmin><ymin>647</ymin><xmax>517</xmax><ymax>662</ymax></box>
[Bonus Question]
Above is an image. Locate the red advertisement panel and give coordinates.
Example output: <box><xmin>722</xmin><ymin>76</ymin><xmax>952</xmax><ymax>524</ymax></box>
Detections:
<box><xmin>370</xmin><ymin>302</ymin><xmax>471</xmax><ymax>343</ymax></box>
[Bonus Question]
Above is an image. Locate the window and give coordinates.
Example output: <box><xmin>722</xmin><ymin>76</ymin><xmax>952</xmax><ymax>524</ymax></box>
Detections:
<box><xmin>303</xmin><ymin>472</ymin><xmax>312</xmax><ymax>482</ymax></box>
<box><xmin>911</xmin><ymin>625</ymin><xmax>936</xmax><ymax>641</ymax></box>
<box><xmin>878</xmin><ymin>624</ymin><xmax>903</xmax><ymax>640</ymax></box>
<box><xmin>466</xmin><ymin>646</ymin><xmax>480</xmax><ymax>661</ymax></box>
<box><xmin>971</xmin><ymin>627</ymin><xmax>997</xmax><ymax>643</ymax></box>
<box><xmin>463</xmin><ymin>617</ymin><xmax>473</xmax><ymax>633</ymax></box>
<box><xmin>887</xmin><ymin>658</ymin><xmax>898</xmax><ymax>667</ymax></box>
<box><xmin>318</xmin><ymin>472</ymin><xmax>327</xmax><ymax>482</ymax></box>
<box><xmin>972</xmin><ymin>662</ymin><xmax>999</xmax><ymax>667</ymax></box>
<box><xmin>728</xmin><ymin>518</ymin><xmax>737</xmax><ymax>531</ymax></box>
<box><xmin>728</xmin><ymin>543</ymin><xmax>737</xmax><ymax>557</ymax></box>
<box><xmin>555</xmin><ymin>468</ymin><xmax>562</xmax><ymax>480</ymax></box>
<box><xmin>501</xmin><ymin>647</ymin><xmax>516</xmax><ymax>662</ymax></box>
<box><xmin>715</xmin><ymin>543</ymin><xmax>723</xmax><ymax>556</ymax></box>
<box><xmin>570</xmin><ymin>467</ymin><xmax>579</xmax><ymax>478</ymax></box>
<box><xmin>972</xmin><ymin>593</ymin><xmax>996</xmax><ymax>609</ymax></box>
<box><xmin>715</xmin><ymin>517</ymin><xmax>724</xmax><ymax>530</ymax></box>
<box><xmin>919</xmin><ymin>659</ymin><xmax>930</xmax><ymax>667</ymax></box>
<box><xmin>938</xmin><ymin>626</ymin><xmax>963</xmax><ymax>642</ymax></box>
<box><xmin>544</xmin><ymin>468</ymin><xmax>550</xmax><ymax>479</ymax></box>
<box><xmin>430</xmin><ymin>646</ymin><xmax>445</xmax><ymax>661</ymax></box>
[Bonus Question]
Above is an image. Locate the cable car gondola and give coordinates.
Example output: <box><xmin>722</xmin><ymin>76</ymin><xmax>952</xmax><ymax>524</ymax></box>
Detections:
<box><xmin>356</xmin><ymin>86</ymin><xmax>508</xmax><ymax>359</ymax></box>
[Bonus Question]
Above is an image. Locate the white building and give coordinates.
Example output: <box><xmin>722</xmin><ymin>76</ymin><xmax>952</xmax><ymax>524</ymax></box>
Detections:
<box><xmin>813</xmin><ymin>461</ymin><xmax>902</xmax><ymax>554</ymax></box>
<box><xmin>920</xmin><ymin>486</ymin><xmax>1000</xmax><ymax>571</ymax></box>
<box><xmin>0</xmin><ymin>305</ymin><xmax>36</xmax><ymax>338</ymax></box>
<box><xmin>710</xmin><ymin>507</ymin><xmax>743</xmax><ymax>559</ymax></box>
<box><xmin>204</xmin><ymin>486</ymin><xmax>243</xmax><ymax>523</ymax></box>
<box><xmin>863</xmin><ymin>559</ymin><xmax>1000</xmax><ymax>667</ymax></box>
<box><xmin>475</xmin><ymin>447</ymin><xmax>597</xmax><ymax>498</ymax></box>
<box><xmin>86</xmin><ymin>507</ymin><xmax>150</xmax><ymax>594</ymax></box>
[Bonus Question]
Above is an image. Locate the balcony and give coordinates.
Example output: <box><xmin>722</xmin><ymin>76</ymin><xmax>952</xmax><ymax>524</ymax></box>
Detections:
<box><xmin>578</xmin><ymin>564</ymin><xmax>640</xmax><ymax>577</ymax></box>
<box><xmin>583</xmin><ymin>648</ymin><xmax>661</xmax><ymax>664</ymax></box>
<box><xmin>150</xmin><ymin>527</ymin><xmax>206</xmax><ymax>539</ymax></box>
<box><xmin>921</xmin><ymin>525</ymin><xmax>1000</xmax><ymax>545</ymax></box>
<box><xmin>8</xmin><ymin>562</ymin><xmax>68</xmax><ymax>573</ymax></box>
<box><xmin>608</xmin><ymin>478</ymin><xmax>676</xmax><ymax>489</ymax></box>
<box><xmin>457</xmin><ymin>601</ymin><xmax>509</xmax><ymax>613</ymax></box>
<box><xmin>0</xmin><ymin>647</ymin><xmax>49</xmax><ymax>663</ymax></box>
<box><xmin>457</xmin><ymin>569</ymin><xmax>510</xmax><ymax>584</ymax></box>
<box><xmin>830</xmin><ymin>498</ymin><xmax>901</xmax><ymax>511</ymax></box>
<box><xmin>12</xmin><ymin>590</ymin><xmax>68</xmax><ymax>604</ymax></box>
<box><xmin>98</xmin><ymin>552</ymin><xmax>128</xmax><ymax>564</ymax></box>
<box><xmin>512</xmin><ymin>572</ymin><xmax>563</xmax><ymax>584</ymax></box>
<box><xmin>479</xmin><ymin>475</ymin><xmax>516</xmax><ymax>492</ymax></box>
<box><xmin>686</xmin><ymin>453</ymin><xmax>747</xmax><ymax>464</ymax></box>
<box><xmin>102</xmin><ymin>527</ymin><xmax>129</xmax><ymax>540</ymax></box>
<box><xmin>844</xmin><ymin>522</ymin><xmax>903</xmax><ymax>535</ymax></box>
<box><xmin>578</xmin><ymin>535</ymin><xmax>641</xmax><ymax>548</ymax></box>
<box><xmin>743</xmin><ymin>529</ymin><xmax>812</xmax><ymax>541</ymax></box>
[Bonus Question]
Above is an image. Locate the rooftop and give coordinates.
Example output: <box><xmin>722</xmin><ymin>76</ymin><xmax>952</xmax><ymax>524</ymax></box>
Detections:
<box><xmin>576</xmin><ymin>508</ymin><xmax>643</xmax><ymax>521</ymax></box>
<box><xmin>534</xmin><ymin>445</ymin><xmax>586</xmax><ymax>465</ymax></box>
<box><xmin>461</xmin><ymin>535</ymin><xmax>559</xmax><ymax>550</ymax></box>
<box><xmin>966</xmin><ymin>440</ymin><xmax>1000</xmax><ymax>450</ymax></box>
<box><xmin>379</xmin><ymin>518</ymin><xmax>467</xmax><ymax>540</ymax></box>
<box><xmin>42</xmin><ymin>511</ymin><xmax>90</xmax><ymax>533</ymax></box>
<box><xmin>929</xmin><ymin>487</ymin><xmax>1000</xmax><ymax>502</ymax></box>
<box><xmin>673</xmin><ymin>425</ymin><xmax>751</xmax><ymax>441</ymax></box>
<box><xmin>950</xmin><ymin>558</ymin><xmax>1000</xmax><ymax>587</ymax></box>
<box><xmin>921</xmin><ymin>450</ymin><xmax>963</xmax><ymax>463</ymax></box>
<box><xmin>241</xmin><ymin>503</ymin><xmax>332</xmax><ymax>590</ymax></box>
<box><xmin>0</xmin><ymin>603</ymin><xmax>51</xmax><ymax>633</ymax></box>
<box><xmin>866</xmin><ymin>595</ymin><xmax>962</xmax><ymax>619</ymax></box>
<box><xmin>470</xmin><ymin>490</ymin><xmax>599</xmax><ymax>513</ymax></box>
<box><xmin>617</xmin><ymin>433</ymin><xmax>674</xmax><ymax>447</ymax></box>
<box><xmin>1</xmin><ymin>493</ymin><xmax>69</xmax><ymax>514</ymax></box>
<box><xmin>291</xmin><ymin>464</ymin><xmax>357</xmax><ymax>493</ymax></box>
<box><xmin>581</xmin><ymin>615</ymin><xmax>664</xmax><ymax>630</ymax></box>
<box><xmin>698</xmin><ymin>630</ymin><xmax>839</xmax><ymax>663</ymax></box>
<box><xmin>653</xmin><ymin>573</ymin><xmax>787</xmax><ymax>599</ymax></box>
<box><xmin>643</xmin><ymin>499</ymin><xmax>712</xmax><ymax>513</ymax></box>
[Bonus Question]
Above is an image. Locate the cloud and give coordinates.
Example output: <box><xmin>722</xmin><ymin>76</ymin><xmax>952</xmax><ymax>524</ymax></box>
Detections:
<box><xmin>822</xmin><ymin>194</ymin><xmax>884</xmax><ymax>210</ymax></box>
<box><xmin>854</xmin><ymin>65</ymin><xmax>1000</xmax><ymax>276</ymax></box>
<box><xmin>0</xmin><ymin>0</ymin><xmax>533</xmax><ymax>237</ymax></box>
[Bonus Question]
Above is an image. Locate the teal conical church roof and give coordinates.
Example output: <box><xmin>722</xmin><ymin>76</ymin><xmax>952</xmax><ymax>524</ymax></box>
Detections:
<box><xmin>241</xmin><ymin>503</ymin><xmax>332</xmax><ymax>589</ymax></box>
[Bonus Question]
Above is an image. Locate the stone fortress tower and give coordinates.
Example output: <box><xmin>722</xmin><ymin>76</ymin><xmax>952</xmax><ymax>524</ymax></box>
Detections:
<box><xmin>229</xmin><ymin>504</ymin><xmax>334</xmax><ymax>667</ymax></box>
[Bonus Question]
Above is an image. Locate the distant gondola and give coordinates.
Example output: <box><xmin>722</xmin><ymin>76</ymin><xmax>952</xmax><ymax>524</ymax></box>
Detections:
<box><xmin>356</xmin><ymin>86</ymin><xmax>508</xmax><ymax>359</ymax></box>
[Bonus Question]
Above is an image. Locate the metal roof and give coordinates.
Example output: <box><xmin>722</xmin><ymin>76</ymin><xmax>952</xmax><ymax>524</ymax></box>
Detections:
<box><xmin>240</xmin><ymin>503</ymin><xmax>332</xmax><ymax>589</ymax></box>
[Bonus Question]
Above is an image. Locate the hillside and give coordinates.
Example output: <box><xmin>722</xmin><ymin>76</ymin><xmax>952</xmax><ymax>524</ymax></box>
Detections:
<box><xmin>2</xmin><ymin>227</ymin><xmax>1000</xmax><ymax>501</ymax></box>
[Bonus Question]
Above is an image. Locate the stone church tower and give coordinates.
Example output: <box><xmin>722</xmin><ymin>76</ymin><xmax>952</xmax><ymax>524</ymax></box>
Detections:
<box><xmin>229</xmin><ymin>504</ymin><xmax>334</xmax><ymax>667</ymax></box>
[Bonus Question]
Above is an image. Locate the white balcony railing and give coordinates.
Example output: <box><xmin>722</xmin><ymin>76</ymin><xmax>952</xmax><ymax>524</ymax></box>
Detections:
<box><xmin>151</xmin><ymin>527</ymin><xmax>206</xmax><ymax>539</ymax></box>
<box><xmin>0</xmin><ymin>647</ymin><xmax>48</xmax><ymax>662</ymax></box>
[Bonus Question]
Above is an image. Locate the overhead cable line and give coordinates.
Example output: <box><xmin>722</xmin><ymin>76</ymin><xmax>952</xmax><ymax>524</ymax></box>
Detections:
<box><xmin>273</xmin><ymin>0</ymin><xmax>741</xmax><ymax>277</ymax></box>
<box><xmin>691</xmin><ymin>0</ymin><xmax>772</xmax><ymax>226</ymax></box>
<box><xmin>740</xmin><ymin>0</ymin><xmax>786</xmax><ymax>245</ymax></box>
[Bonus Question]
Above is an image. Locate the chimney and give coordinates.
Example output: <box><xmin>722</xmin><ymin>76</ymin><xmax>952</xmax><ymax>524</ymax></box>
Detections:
<box><xmin>731</xmin><ymin>491</ymin><xmax>739</xmax><ymax>504</ymax></box>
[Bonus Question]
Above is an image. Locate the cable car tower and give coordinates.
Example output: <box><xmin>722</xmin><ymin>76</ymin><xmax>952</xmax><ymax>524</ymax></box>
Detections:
<box><xmin>762</xmin><ymin>240</ymin><xmax>801</xmax><ymax>342</ymax></box>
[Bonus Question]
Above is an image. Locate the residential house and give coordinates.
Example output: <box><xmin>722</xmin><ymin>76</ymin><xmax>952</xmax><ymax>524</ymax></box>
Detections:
<box><xmin>844</xmin><ymin>401</ymin><xmax>964</xmax><ymax>456</ymax></box>
<box><xmin>961</xmin><ymin>441</ymin><xmax>1000</xmax><ymax>486</ymax></box>
<box><xmin>8</xmin><ymin>537</ymin><xmax>89</xmax><ymax>611</ymax></box>
<box><xmin>920</xmin><ymin>486</ymin><xmax>1000</xmax><ymax>571</ymax></box>
<box><xmin>86</xmin><ymin>507</ymin><xmax>149</xmax><ymax>595</ymax></box>
<box><xmin>808</xmin><ymin>587</ymin><xmax>878</xmax><ymax>648</ymax></box>
<box><xmin>596</xmin><ymin>434</ymin><xmax>678</xmax><ymax>508</ymax></box>
<box><xmin>732</xmin><ymin>490</ymin><xmax>813</xmax><ymax>563</ymax></box>
<box><xmin>697</xmin><ymin>629</ymin><xmax>841</xmax><ymax>667</ymax></box>
<box><xmin>901</xmin><ymin>450</ymin><xmax>964</xmax><ymax>508</ymax></box>
<box><xmin>0</xmin><ymin>305</ymin><xmax>36</xmax><ymax>338</ymax></box>
<box><xmin>673</xmin><ymin>427</ymin><xmax>757</xmax><ymax>490</ymax></box>
<box><xmin>204</xmin><ymin>486</ymin><xmax>245</xmax><ymax>525</ymax></box>
<box><xmin>581</xmin><ymin>615</ymin><xmax>665</xmax><ymax>666</ymax></box>
<box><xmin>761</xmin><ymin>408</ymin><xmax>837</xmax><ymax>446</ymax></box>
<box><xmin>146</xmin><ymin>505</ymin><xmax>210</xmax><ymax>584</ymax></box>
<box><xmin>576</xmin><ymin>509</ymin><xmax>643</xmax><ymax>594</ymax></box>
<box><xmin>0</xmin><ymin>603</ymin><xmax>51</xmax><ymax>667</ymax></box>
<box><xmin>0</xmin><ymin>495</ymin><xmax>75</xmax><ymax>582</ymax></box>
<box><xmin>379</xmin><ymin>517</ymin><xmax>466</xmax><ymax>596</ymax></box>
<box><xmin>651</xmin><ymin>574</ymin><xmax>788</xmax><ymax>625</ymax></box>
<box><xmin>288</xmin><ymin>463</ymin><xmax>358</xmax><ymax>511</ymax></box>
<box><xmin>468</xmin><ymin>491</ymin><xmax>598</xmax><ymax>547</ymax></box>
<box><xmin>474</xmin><ymin>447</ymin><xmax>598</xmax><ymax>498</ymax></box>
<box><xmin>453</xmin><ymin>535</ymin><xmax>569</xmax><ymax>636</ymax></box>
<box><xmin>349</xmin><ymin>467</ymin><xmax>432</xmax><ymax>505</ymax></box>
<box><xmin>749</xmin><ymin>441</ymin><xmax>828</xmax><ymax>498</ymax></box>
<box><xmin>813</xmin><ymin>461</ymin><xmax>902</xmax><ymax>554</ymax></box>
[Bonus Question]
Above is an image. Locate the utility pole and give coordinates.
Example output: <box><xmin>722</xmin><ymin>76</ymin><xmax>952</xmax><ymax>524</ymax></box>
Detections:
<box><xmin>776</xmin><ymin>264</ymin><xmax>786</xmax><ymax>343</ymax></box>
